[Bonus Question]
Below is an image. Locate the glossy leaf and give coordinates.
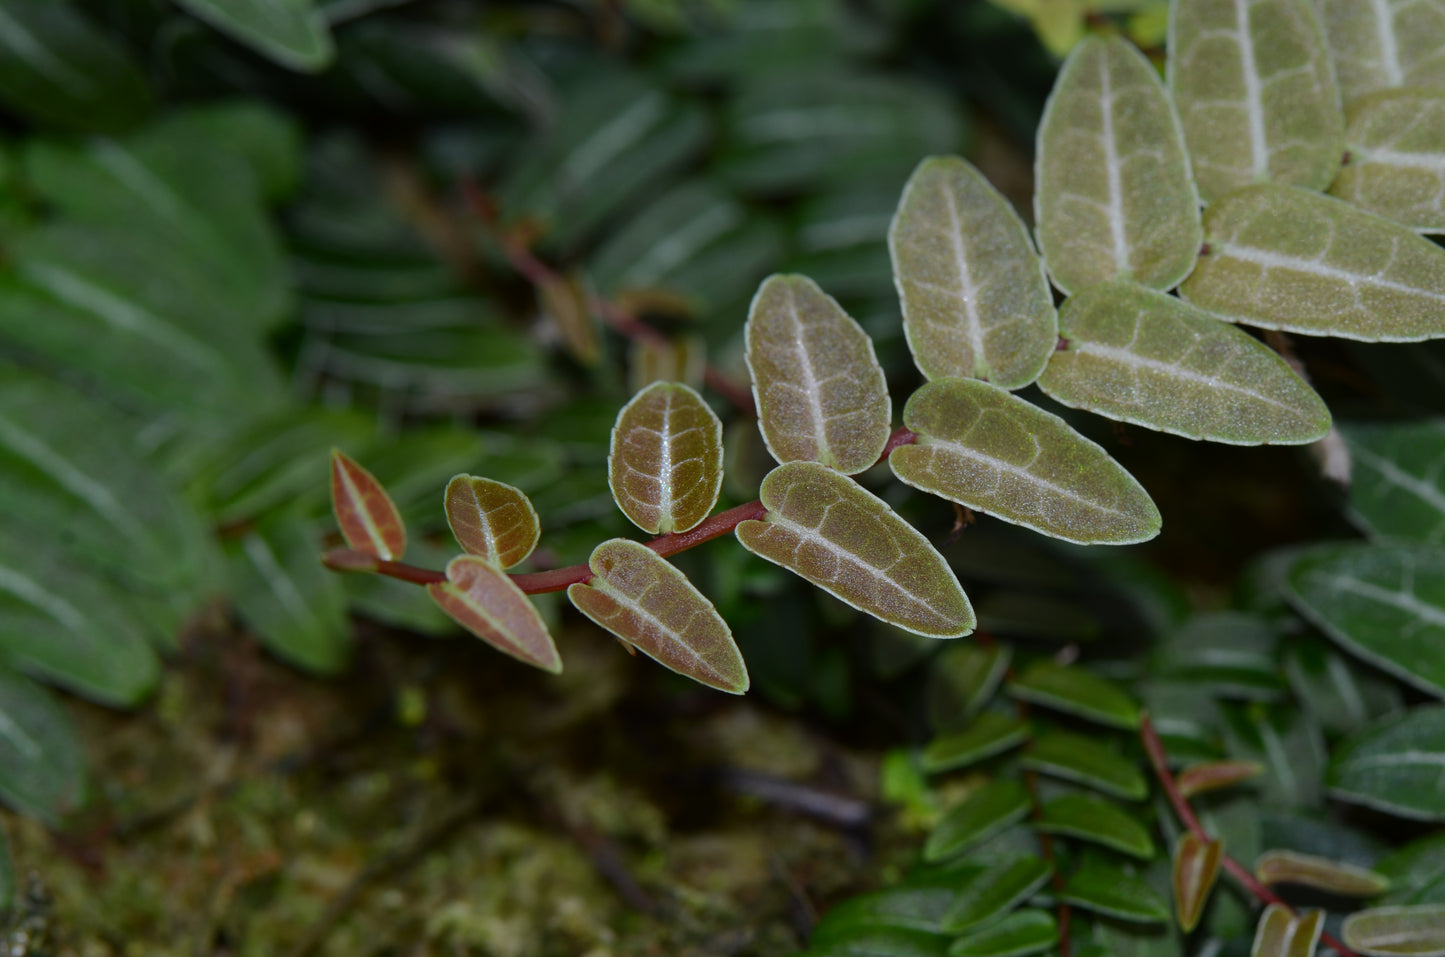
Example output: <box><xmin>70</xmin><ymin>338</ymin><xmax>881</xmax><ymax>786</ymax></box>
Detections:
<box><xmin>949</xmin><ymin>909</ymin><xmax>1057</xmax><ymax>957</ymax></box>
<box><xmin>889</xmin><ymin>156</ymin><xmax>1058</xmax><ymax>389</ymax></box>
<box><xmin>809</xmin><ymin>926</ymin><xmax>952</xmax><ymax>957</ymax></box>
<box><xmin>923</xmin><ymin>712</ymin><xmax>1031</xmax><ymax>773</ymax></box>
<box><xmin>1173</xmin><ymin>833</ymin><xmax>1223</xmax><ymax>932</ymax></box>
<box><xmin>1022</xmin><ymin>729</ymin><xmax>1149</xmax><ymax>799</ymax></box>
<box><xmin>1343</xmin><ymin>420</ymin><xmax>1445</xmax><ymax>543</ymax></box>
<box><xmin>1040</xmin><ymin>281</ymin><xmax>1330</xmax><ymax>445</ymax></box>
<box><xmin>1008</xmin><ymin>659</ymin><xmax>1142</xmax><ymax>729</ymax></box>
<box><xmin>1036</xmin><ymin>792</ymin><xmax>1157</xmax><ymax>859</ymax></box>
<box><xmin>1327</xmin><ymin>706</ymin><xmax>1445</xmax><ymax>821</ymax></box>
<box><xmin>1168</xmin><ymin>0</ymin><xmax>1344</xmax><ymax>202</ymax></box>
<box><xmin>814</xmin><ymin>885</ymin><xmax>959</xmax><ymax>938</ymax></box>
<box><xmin>1251</xmin><ymin>905</ymin><xmax>1324</xmax><ymax>957</ymax></box>
<box><xmin>1345</xmin><ymin>905</ymin><xmax>1445</xmax><ymax>956</ymax></box>
<box><xmin>0</xmin><ymin>666</ymin><xmax>86</xmax><ymax>826</ymax></box>
<box><xmin>736</xmin><ymin>461</ymin><xmax>974</xmax><ymax>637</ymax></box>
<box><xmin>928</xmin><ymin>643</ymin><xmax>1012</xmax><ymax>732</ymax></box>
<box><xmin>891</xmin><ymin>377</ymin><xmax>1161</xmax><ymax>545</ymax></box>
<box><xmin>745</xmin><ymin>275</ymin><xmax>890</xmax><ymax>476</ymax></box>
<box><xmin>173</xmin><ymin>0</ymin><xmax>333</xmax><ymax>72</ymax></box>
<box><xmin>1317</xmin><ymin>0</ymin><xmax>1445</xmax><ymax>102</ymax></box>
<box><xmin>1256</xmin><ymin>849</ymin><xmax>1391</xmax><ymax>896</ymax></box>
<box><xmin>1035</xmin><ymin>35</ymin><xmax>1201</xmax><ymax>293</ymax></box>
<box><xmin>942</xmin><ymin>855</ymin><xmax>1054</xmax><ymax>933</ymax></box>
<box><xmin>925</xmin><ymin>779</ymin><xmax>1032</xmax><ymax>861</ymax></box>
<box><xmin>1287</xmin><ymin>543</ymin><xmax>1445</xmax><ymax>697</ymax></box>
<box><xmin>608</xmin><ymin>382</ymin><xmax>724</xmax><ymax>535</ymax></box>
<box><xmin>1332</xmin><ymin>89</ymin><xmax>1445</xmax><ymax>233</ymax></box>
<box><xmin>1061</xmin><ymin>859</ymin><xmax>1171</xmax><ymax>922</ymax></box>
<box><xmin>331</xmin><ymin>450</ymin><xmax>406</xmax><ymax>562</ymax></box>
<box><xmin>428</xmin><ymin>555</ymin><xmax>561</xmax><ymax>674</ymax></box>
<box><xmin>568</xmin><ymin>539</ymin><xmax>746</xmax><ymax>694</ymax></box>
<box><xmin>1180</xmin><ymin>185</ymin><xmax>1445</xmax><ymax>341</ymax></box>
<box><xmin>1178</xmin><ymin>760</ymin><xmax>1265</xmax><ymax>797</ymax></box>
<box><xmin>444</xmin><ymin>475</ymin><xmax>540</xmax><ymax>569</ymax></box>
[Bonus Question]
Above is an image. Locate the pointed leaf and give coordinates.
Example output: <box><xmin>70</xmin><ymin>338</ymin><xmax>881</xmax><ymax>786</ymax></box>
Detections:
<box><xmin>1008</xmin><ymin>659</ymin><xmax>1142</xmax><ymax>729</ymax></box>
<box><xmin>1178</xmin><ymin>760</ymin><xmax>1265</xmax><ymax>797</ymax></box>
<box><xmin>1039</xmin><ymin>281</ymin><xmax>1331</xmax><ymax>445</ymax></box>
<box><xmin>331</xmin><ymin>450</ymin><xmax>406</xmax><ymax>562</ymax></box>
<box><xmin>928</xmin><ymin>642</ymin><xmax>1013</xmax><ymax>731</ymax></box>
<box><xmin>1035</xmin><ymin>35</ymin><xmax>1202</xmax><ymax>293</ymax></box>
<box><xmin>1342</xmin><ymin>420</ymin><xmax>1445</xmax><ymax>543</ymax></box>
<box><xmin>1332</xmin><ymin>89</ymin><xmax>1445</xmax><ymax>234</ymax></box>
<box><xmin>1251</xmin><ymin>905</ymin><xmax>1325</xmax><ymax>957</ymax></box>
<box><xmin>1256</xmin><ymin>849</ymin><xmax>1391</xmax><ymax>896</ymax></box>
<box><xmin>925</xmin><ymin>778</ymin><xmax>1032</xmax><ymax>861</ymax></box>
<box><xmin>1168</xmin><ymin>0</ymin><xmax>1344</xmax><ymax>202</ymax></box>
<box><xmin>744</xmin><ymin>274</ymin><xmax>890</xmax><ymax>476</ymax></box>
<box><xmin>1345</xmin><ymin>905</ymin><xmax>1445</xmax><ymax>956</ymax></box>
<box><xmin>444</xmin><ymin>475</ymin><xmax>540</xmax><ymax>569</ymax></box>
<box><xmin>1317</xmin><ymin>0</ymin><xmax>1445</xmax><ymax>102</ymax></box>
<box><xmin>889</xmin><ymin>156</ymin><xmax>1058</xmax><ymax>390</ymax></box>
<box><xmin>1036</xmin><ymin>792</ymin><xmax>1157</xmax><ymax>859</ymax></box>
<box><xmin>1022</xmin><ymin>729</ymin><xmax>1149</xmax><ymax>799</ymax></box>
<box><xmin>608</xmin><ymin>382</ymin><xmax>724</xmax><ymax>534</ymax></box>
<box><xmin>736</xmin><ymin>461</ymin><xmax>975</xmax><ymax>637</ymax></box>
<box><xmin>942</xmin><ymin>855</ymin><xmax>1054</xmax><ymax>933</ymax></box>
<box><xmin>0</xmin><ymin>665</ymin><xmax>86</xmax><ymax>826</ymax></box>
<box><xmin>1062</xmin><ymin>859</ymin><xmax>1170</xmax><ymax>922</ymax></box>
<box><xmin>890</xmin><ymin>377</ymin><xmax>1161</xmax><ymax>545</ymax></box>
<box><xmin>1327</xmin><ymin>705</ymin><xmax>1445</xmax><ymax>821</ymax></box>
<box><xmin>1173</xmin><ymin>833</ymin><xmax>1223</xmax><ymax>932</ymax></box>
<box><xmin>568</xmin><ymin>539</ymin><xmax>746</xmax><ymax>694</ymax></box>
<box><xmin>173</xmin><ymin>0</ymin><xmax>334</xmax><ymax>73</ymax></box>
<box><xmin>923</xmin><ymin>712</ymin><xmax>1031</xmax><ymax>773</ymax></box>
<box><xmin>428</xmin><ymin>555</ymin><xmax>561</xmax><ymax>673</ymax></box>
<box><xmin>949</xmin><ymin>909</ymin><xmax>1057</xmax><ymax>957</ymax></box>
<box><xmin>1180</xmin><ymin>184</ymin><xmax>1445</xmax><ymax>341</ymax></box>
<box><xmin>815</xmin><ymin>885</ymin><xmax>960</xmax><ymax>937</ymax></box>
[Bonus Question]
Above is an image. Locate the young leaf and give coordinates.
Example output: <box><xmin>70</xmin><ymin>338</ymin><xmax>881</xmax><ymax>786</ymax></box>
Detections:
<box><xmin>942</xmin><ymin>855</ymin><xmax>1054</xmax><ymax>933</ymax></box>
<box><xmin>1168</xmin><ymin>0</ymin><xmax>1344</xmax><ymax>202</ymax></box>
<box><xmin>889</xmin><ymin>156</ymin><xmax>1058</xmax><ymax>390</ymax></box>
<box><xmin>949</xmin><ymin>909</ymin><xmax>1057</xmax><ymax>957</ymax></box>
<box><xmin>0</xmin><ymin>665</ymin><xmax>86</xmax><ymax>827</ymax></box>
<box><xmin>923</xmin><ymin>712</ymin><xmax>1031</xmax><ymax>773</ymax></box>
<box><xmin>744</xmin><ymin>274</ymin><xmax>890</xmax><ymax>476</ymax></box>
<box><xmin>1177</xmin><ymin>760</ymin><xmax>1265</xmax><ymax>797</ymax></box>
<box><xmin>608</xmin><ymin>381</ymin><xmax>724</xmax><ymax>534</ymax></box>
<box><xmin>1286</xmin><ymin>543</ymin><xmax>1445</xmax><ymax>697</ymax></box>
<box><xmin>1251</xmin><ymin>905</ymin><xmax>1325</xmax><ymax>957</ymax></box>
<box><xmin>1331</xmin><ymin>89</ymin><xmax>1445</xmax><ymax>234</ymax></box>
<box><xmin>1022</xmin><ymin>729</ymin><xmax>1149</xmax><ymax>799</ymax></box>
<box><xmin>1034</xmin><ymin>35</ymin><xmax>1202</xmax><ymax>294</ymax></box>
<box><xmin>736</xmin><ymin>461</ymin><xmax>975</xmax><ymax>638</ymax></box>
<box><xmin>173</xmin><ymin>0</ymin><xmax>334</xmax><ymax>72</ymax></box>
<box><xmin>1060</xmin><ymin>859</ymin><xmax>1171</xmax><ymax>923</ymax></box>
<box><xmin>890</xmin><ymin>377</ymin><xmax>1161</xmax><ymax>545</ymax></box>
<box><xmin>1344</xmin><ymin>905</ymin><xmax>1445</xmax><ymax>956</ymax></box>
<box><xmin>1007</xmin><ymin>659</ymin><xmax>1142</xmax><ymax>729</ymax></box>
<box><xmin>567</xmin><ymin>539</ymin><xmax>747</xmax><ymax>694</ymax></box>
<box><xmin>1342</xmin><ymin>421</ymin><xmax>1445</xmax><ymax>543</ymax></box>
<box><xmin>1180</xmin><ymin>185</ymin><xmax>1445</xmax><ymax>341</ymax></box>
<box><xmin>428</xmin><ymin>555</ymin><xmax>561</xmax><ymax>673</ymax></box>
<box><xmin>444</xmin><ymin>475</ymin><xmax>540</xmax><ymax>569</ymax></box>
<box><xmin>1255</xmin><ymin>849</ymin><xmax>1391</xmax><ymax>896</ymax></box>
<box><xmin>1317</xmin><ymin>0</ymin><xmax>1445</xmax><ymax>103</ymax></box>
<box><xmin>925</xmin><ymin>778</ymin><xmax>1032</xmax><ymax>861</ymax></box>
<box><xmin>331</xmin><ymin>449</ymin><xmax>406</xmax><ymax>562</ymax></box>
<box><xmin>1327</xmin><ymin>706</ymin><xmax>1445</xmax><ymax>821</ymax></box>
<box><xmin>1173</xmin><ymin>833</ymin><xmax>1223</xmax><ymax>932</ymax></box>
<box><xmin>1036</xmin><ymin>792</ymin><xmax>1157</xmax><ymax>859</ymax></box>
<box><xmin>1039</xmin><ymin>281</ymin><xmax>1331</xmax><ymax>445</ymax></box>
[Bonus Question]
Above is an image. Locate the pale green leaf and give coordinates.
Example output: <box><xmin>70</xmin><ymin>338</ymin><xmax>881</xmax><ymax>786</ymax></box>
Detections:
<box><xmin>745</xmin><ymin>275</ymin><xmax>890</xmax><ymax>476</ymax></box>
<box><xmin>568</xmin><ymin>539</ymin><xmax>746</xmax><ymax>694</ymax></box>
<box><xmin>1036</xmin><ymin>792</ymin><xmax>1157</xmax><ymax>858</ymax></box>
<box><xmin>428</xmin><ymin>555</ymin><xmax>561</xmax><ymax>674</ymax></box>
<box><xmin>890</xmin><ymin>377</ymin><xmax>1161</xmax><ymax>545</ymax></box>
<box><xmin>1251</xmin><ymin>905</ymin><xmax>1324</xmax><ymax>957</ymax></box>
<box><xmin>1343</xmin><ymin>420</ymin><xmax>1445</xmax><ymax>543</ymax></box>
<box><xmin>1331</xmin><ymin>89</ymin><xmax>1445</xmax><ymax>234</ymax></box>
<box><xmin>1346</xmin><ymin>905</ymin><xmax>1445</xmax><ymax>957</ymax></box>
<box><xmin>0</xmin><ymin>665</ymin><xmax>86</xmax><ymax>826</ymax></box>
<box><xmin>925</xmin><ymin>778</ymin><xmax>1032</xmax><ymax>861</ymax></box>
<box><xmin>173</xmin><ymin>0</ymin><xmax>334</xmax><ymax>72</ymax></box>
<box><xmin>949</xmin><ymin>909</ymin><xmax>1057</xmax><ymax>957</ymax></box>
<box><xmin>1168</xmin><ymin>0</ymin><xmax>1344</xmax><ymax>201</ymax></box>
<box><xmin>1173</xmin><ymin>833</ymin><xmax>1223</xmax><ymax>932</ymax></box>
<box><xmin>922</xmin><ymin>712</ymin><xmax>1031</xmax><ymax>773</ymax></box>
<box><xmin>1022</xmin><ymin>729</ymin><xmax>1149</xmax><ymax>799</ymax></box>
<box><xmin>1035</xmin><ymin>35</ymin><xmax>1201</xmax><ymax>293</ymax></box>
<box><xmin>1256</xmin><ymin>849</ymin><xmax>1391</xmax><ymax>896</ymax></box>
<box><xmin>927</xmin><ymin>642</ymin><xmax>1012</xmax><ymax>731</ymax></box>
<box><xmin>444</xmin><ymin>475</ymin><xmax>540</xmax><ymax>569</ymax></box>
<box><xmin>1327</xmin><ymin>705</ymin><xmax>1445</xmax><ymax>821</ymax></box>
<box><xmin>1180</xmin><ymin>184</ymin><xmax>1445</xmax><ymax>341</ymax></box>
<box><xmin>736</xmin><ymin>461</ymin><xmax>975</xmax><ymax>638</ymax></box>
<box><xmin>942</xmin><ymin>854</ymin><xmax>1054</xmax><ymax>933</ymax></box>
<box><xmin>1039</xmin><ymin>281</ymin><xmax>1330</xmax><ymax>444</ymax></box>
<box><xmin>1317</xmin><ymin>0</ymin><xmax>1445</xmax><ymax>102</ymax></box>
<box><xmin>1061</xmin><ymin>859</ymin><xmax>1171</xmax><ymax>922</ymax></box>
<box><xmin>889</xmin><ymin>156</ymin><xmax>1058</xmax><ymax>390</ymax></box>
<box><xmin>1007</xmin><ymin>659</ymin><xmax>1142</xmax><ymax>729</ymax></box>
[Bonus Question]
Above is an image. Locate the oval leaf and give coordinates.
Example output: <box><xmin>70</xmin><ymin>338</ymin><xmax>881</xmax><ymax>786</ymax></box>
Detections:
<box><xmin>943</xmin><ymin>855</ymin><xmax>1055</xmax><ymax>934</ymax></box>
<box><xmin>923</xmin><ymin>711</ymin><xmax>1031</xmax><ymax>773</ymax></box>
<box><xmin>1036</xmin><ymin>792</ymin><xmax>1157</xmax><ymax>859</ymax></box>
<box><xmin>1174</xmin><ymin>833</ymin><xmax>1224</xmax><ymax>932</ymax></box>
<box><xmin>816</xmin><ymin>885</ymin><xmax>961</xmax><ymax>937</ymax></box>
<box><xmin>1008</xmin><ymin>659</ymin><xmax>1142</xmax><ymax>729</ymax></box>
<box><xmin>1039</xmin><ymin>281</ymin><xmax>1331</xmax><ymax>445</ymax></box>
<box><xmin>1035</xmin><ymin>35</ymin><xmax>1202</xmax><ymax>293</ymax></box>
<box><xmin>925</xmin><ymin>778</ymin><xmax>1033</xmax><ymax>862</ymax></box>
<box><xmin>174</xmin><ymin>0</ymin><xmax>334</xmax><ymax>73</ymax></box>
<box><xmin>427</xmin><ymin>555</ymin><xmax>560</xmax><ymax>673</ymax></box>
<box><xmin>950</xmin><ymin>909</ymin><xmax>1057</xmax><ymax>957</ymax></box>
<box><xmin>567</xmin><ymin>539</ymin><xmax>746</xmax><ymax>694</ymax></box>
<box><xmin>1327</xmin><ymin>705</ymin><xmax>1445</xmax><ymax>821</ymax></box>
<box><xmin>928</xmin><ymin>642</ymin><xmax>1013</xmax><ymax>731</ymax></box>
<box><xmin>608</xmin><ymin>381</ymin><xmax>724</xmax><ymax>534</ymax></box>
<box><xmin>1342</xmin><ymin>420</ymin><xmax>1445</xmax><ymax>543</ymax></box>
<box><xmin>1256</xmin><ymin>849</ymin><xmax>1391</xmax><ymax>896</ymax></box>
<box><xmin>1021</xmin><ymin>729</ymin><xmax>1149</xmax><ymax>799</ymax></box>
<box><xmin>889</xmin><ymin>156</ymin><xmax>1058</xmax><ymax>390</ymax></box>
<box><xmin>1178</xmin><ymin>760</ymin><xmax>1265</xmax><ymax>797</ymax></box>
<box><xmin>890</xmin><ymin>377</ymin><xmax>1161</xmax><ymax>545</ymax></box>
<box><xmin>744</xmin><ymin>274</ymin><xmax>890</xmax><ymax>475</ymax></box>
<box><xmin>1251</xmin><ymin>905</ymin><xmax>1325</xmax><ymax>957</ymax></box>
<box><xmin>1331</xmin><ymin>88</ymin><xmax>1445</xmax><ymax>234</ymax></box>
<box><xmin>444</xmin><ymin>475</ymin><xmax>540</xmax><ymax>569</ymax></box>
<box><xmin>1317</xmin><ymin>0</ymin><xmax>1445</xmax><ymax>103</ymax></box>
<box><xmin>1345</xmin><ymin>905</ymin><xmax>1445</xmax><ymax>957</ymax></box>
<box><xmin>736</xmin><ymin>461</ymin><xmax>975</xmax><ymax>637</ymax></box>
<box><xmin>1060</xmin><ymin>859</ymin><xmax>1171</xmax><ymax>923</ymax></box>
<box><xmin>331</xmin><ymin>449</ymin><xmax>406</xmax><ymax>562</ymax></box>
<box><xmin>1168</xmin><ymin>0</ymin><xmax>1344</xmax><ymax>202</ymax></box>
<box><xmin>0</xmin><ymin>665</ymin><xmax>87</xmax><ymax>826</ymax></box>
<box><xmin>1180</xmin><ymin>184</ymin><xmax>1445</xmax><ymax>341</ymax></box>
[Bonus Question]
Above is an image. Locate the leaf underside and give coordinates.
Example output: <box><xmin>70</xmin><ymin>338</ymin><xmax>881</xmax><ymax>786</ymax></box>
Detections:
<box><xmin>608</xmin><ymin>381</ymin><xmax>724</xmax><ymax>533</ymax></box>
<box><xmin>1251</xmin><ymin>904</ymin><xmax>1324</xmax><ymax>957</ymax></box>
<box><xmin>1174</xmin><ymin>833</ymin><xmax>1224</xmax><ymax>932</ymax></box>
<box><xmin>1344</xmin><ymin>904</ymin><xmax>1445</xmax><ymax>957</ymax></box>
<box><xmin>1316</xmin><ymin>0</ymin><xmax>1445</xmax><ymax>103</ymax></box>
<box><xmin>444</xmin><ymin>474</ymin><xmax>540</xmax><ymax>569</ymax></box>
<box><xmin>1255</xmin><ymin>849</ymin><xmax>1391</xmax><ymax>896</ymax></box>
<box><xmin>331</xmin><ymin>449</ymin><xmax>406</xmax><ymax>562</ymax></box>
<box><xmin>1331</xmin><ymin>88</ymin><xmax>1445</xmax><ymax>234</ymax></box>
<box><xmin>428</xmin><ymin>555</ymin><xmax>560</xmax><ymax>673</ymax></box>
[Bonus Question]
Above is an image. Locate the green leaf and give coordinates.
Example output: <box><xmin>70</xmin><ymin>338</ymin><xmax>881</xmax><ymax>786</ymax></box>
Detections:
<box><xmin>1343</xmin><ymin>420</ymin><xmax>1445</xmax><ymax>543</ymax></box>
<box><xmin>444</xmin><ymin>475</ymin><xmax>540</xmax><ymax>569</ymax></box>
<box><xmin>1022</xmin><ymin>729</ymin><xmax>1149</xmax><ymax>799</ymax></box>
<box><xmin>923</xmin><ymin>712</ymin><xmax>1031</xmax><ymax>773</ymax></box>
<box><xmin>1173</xmin><ymin>833</ymin><xmax>1223</xmax><ymax>932</ymax></box>
<box><xmin>1345</xmin><ymin>905</ymin><xmax>1445</xmax><ymax>957</ymax></box>
<box><xmin>1251</xmin><ymin>904</ymin><xmax>1324</xmax><ymax>957</ymax></box>
<box><xmin>1287</xmin><ymin>543</ymin><xmax>1445</xmax><ymax>698</ymax></box>
<box><xmin>1286</xmin><ymin>634</ymin><xmax>1407</xmax><ymax>738</ymax></box>
<box><xmin>1327</xmin><ymin>705</ymin><xmax>1445</xmax><ymax>821</ymax></box>
<box><xmin>1317</xmin><ymin>0</ymin><xmax>1445</xmax><ymax>103</ymax></box>
<box><xmin>1155</xmin><ymin>610</ymin><xmax>1288</xmax><ymax>699</ymax></box>
<box><xmin>924</xmin><ymin>778</ymin><xmax>1032</xmax><ymax>861</ymax></box>
<box><xmin>0</xmin><ymin>665</ymin><xmax>86</xmax><ymax>826</ymax></box>
<box><xmin>1180</xmin><ymin>184</ymin><xmax>1445</xmax><ymax>341</ymax></box>
<box><xmin>429</xmin><ymin>556</ymin><xmax>561</xmax><ymax>674</ymax></box>
<box><xmin>331</xmin><ymin>450</ymin><xmax>407</xmax><ymax>562</ymax></box>
<box><xmin>1332</xmin><ymin>89</ymin><xmax>1445</xmax><ymax>234</ymax></box>
<box><xmin>949</xmin><ymin>909</ymin><xmax>1057</xmax><ymax>957</ymax></box>
<box><xmin>928</xmin><ymin>643</ymin><xmax>1012</xmax><ymax>732</ymax></box>
<box><xmin>1220</xmin><ymin>700</ymin><xmax>1326</xmax><ymax>807</ymax></box>
<box><xmin>890</xmin><ymin>377</ymin><xmax>1160</xmax><ymax>545</ymax></box>
<box><xmin>1036</xmin><ymin>792</ymin><xmax>1157</xmax><ymax>859</ymax></box>
<box><xmin>1061</xmin><ymin>859</ymin><xmax>1171</xmax><ymax>923</ymax></box>
<box><xmin>1039</xmin><ymin>281</ymin><xmax>1331</xmax><ymax>445</ymax></box>
<box><xmin>151</xmin><ymin>101</ymin><xmax>301</xmax><ymax>202</ymax></box>
<box><xmin>736</xmin><ymin>461</ymin><xmax>975</xmax><ymax>638</ymax></box>
<box><xmin>173</xmin><ymin>0</ymin><xmax>333</xmax><ymax>72</ymax></box>
<box><xmin>808</xmin><ymin>926</ymin><xmax>952</xmax><ymax>957</ymax></box>
<box><xmin>0</xmin><ymin>820</ymin><xmax>12</xmax><ymax>912</ymax></box>
<box><xmin>1168</xmin><ymin>0</ymin><xmax>1344</xmax><ymax>201</ymax></box>
<box><xmin>942</xmin><ymin>854</ymin><xmax>1054</xmax><ymax>933</ymax></box>
<box><xmin>1256</xmin><ymin>849</ymin><xmax>1391</xmax><ymax>896</ymax></box>
<box><xmin>745</xmin><ymin>274</ymin><xmax>891</xmax><ymax>475</ymax></box>
<box><xmin>1377</xmin><ymin>832</ymin><xmax>1445</xmax><ymax>905</ymax></box>
<box><xmin>813</xmin><ymin>885</ymin><xmax>960</xmax><ymax>937</ymax></box>
<box><xmin>1034</xmin><ymin>35</ymin><xmax>1201</xmax><ymax>293</ymax></box>
<box><xmin>889</xmin><ymin>156</ymin><xmax>1058</xmax><ymax>389</ymax></box>
<box><xmin>1008</xmin><ymin>659</ymin><xmax>1142</xmax><ymax>729</ymax></box>
<box><xmin>568</xmin><ymin>539</ymin><xmax>747</xmax><ymax>694</ymax></box>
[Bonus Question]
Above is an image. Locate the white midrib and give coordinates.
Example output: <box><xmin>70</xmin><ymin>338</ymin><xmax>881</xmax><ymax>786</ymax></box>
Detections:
<box><xmin>598</xmin><ymin>580</ymin><xmax>719</xmax><ymax>677</ymax></box>
<box><xmin>1235</xmin><ymin>0</ymin><xmax>1272</xmax><ymax>180</ymax></box>
<box><xmin>1217</xmin><ymin>242</ymin><xmax>1445</xmax><ymax>305</ymax></box>
<box><xmin>1371</xmin><ymin>0</ymin><xmax>1406</xmax><ymax>85</ymax></box>
<box><xmin>655</xmin><ymin>397</ymin><xmax>677</xmax><ymax>531</ymax></box>
<box><xmin>1346</xmin><ymin>748</ymin><xmax>1445</xmax><ymax>769</ymax></box>
<box><xmin>1070</xmin><ymin>340</ymin><xmax>1302</xmax><ymax>412</ymax></box>
<box><xmin>940</xmin><ymin>180</ymin><xmax>986</xmax><ymax>372</ymax></box>
<box><xmin>1315</xmin><ymin>570</ymin><xmax>1445</xmax><ymax>628</ymax></box>
<box><xmin>786</xmin><ymin>287</ymin><xmax>834</xmax><ymax>463</ymax></box>
<box><xmin>1354</xmin><ymin>145</ymin><xmax>1445</xmax><ymax>171</ymax></box>
<box><xmin>337</xmin><ymin>464</ymin><xmax>395</xmax><ymax>559</ymax></box>
<box><xmin>1098</xmin><ymin>55</ymin><xmax>1131</xmax><ymax>274</ymax></box>
<box><xmin>1351</xmin><ymin>443</ymin><xmax>1445</xmax><ymax>518</ymax></box>
<box><xmin>926</xmin><ymin>439</ymin><xmax>1130</xmax><ymax>517</ymax></box>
